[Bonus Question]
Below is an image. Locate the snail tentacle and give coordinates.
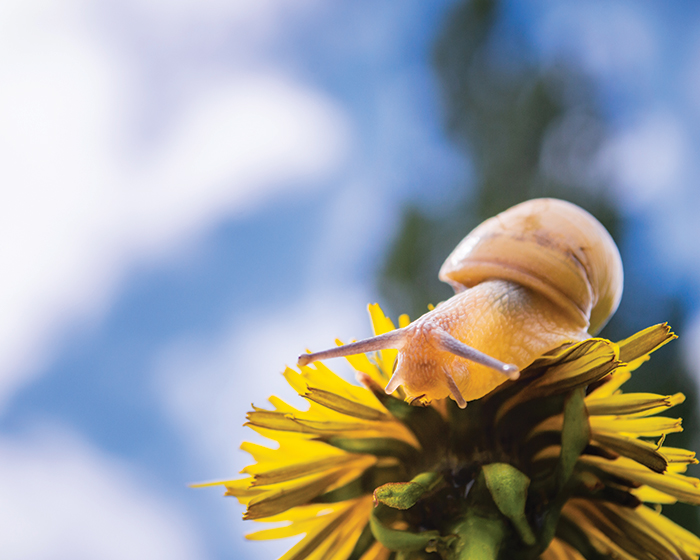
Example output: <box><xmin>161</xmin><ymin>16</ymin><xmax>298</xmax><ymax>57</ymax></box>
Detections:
<box><xmin>427</xmin><ymin>326</ymin><xmax>520</xmax><ymax>380</ymax></box>
<box><xmin>442</xmin><ymin>368</ymin><xmax>467</xmax><ymax>409</ymax></box>
<box><xmin>385</xmin><ymin>371</ymin><xmax>403</xmax><ymax>395</ymax></box>
<box><xmin>297</xmin><ymin>329</ymin><xmax>406</xmax><ymax>367</ymax></box>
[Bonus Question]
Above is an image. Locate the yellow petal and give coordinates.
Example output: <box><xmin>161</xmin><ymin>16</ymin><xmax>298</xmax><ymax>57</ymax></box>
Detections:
<box><xmin>284</xmin><ymin>368</ymin><xmax>312</xmax><ymax>396</ymax></box>
<box><xmin>616</xmin><ymin>323</ymin><xmax>676</xmax><ymax>363</ymax></box>
<box><xmin>636</xmin><ymin>504</ymin><xmax>700</xmax><ymax>555</ymax></box>
<box><xmin>574</xmin><ymin>500</ymin><xmax>685</xmax><ymax>560</ymax></box>
<box><xmin>302</xmin><ymin>387</ymin><xmax>389</xmax><ymax>421</ymax></box>
<box><xmin>252</xmin><ymin>502</ymin><xmax>340</xmax><ymax>524</ymax></box>
<box><xmin>589</xmin><ymin>415</ymin><xmax>683</xmax><ymax>437</ymax></box>
<box><xmin>249</xmin><ymin>455</ymin><xmax>377</xmax><ymax>487</ymax></box>
<box><xmin>579</xmin><ymin>456</ymin><xmax>700</xmax><ymax>505</ymax></box>
<box><xmin>245</xmin><ymin>470</ymin><xmax>348</xmax><ymax>520</ymax></box>
<box><xmin>246</xmin><ymin>517</ymin><xmax>321</xmax><ymax>540</ymax></box>
<box><xmin>278</xmin><ymin>504</ymin><xmax>355</xmax><ymax>560</ymax></box>
<box><xmin>531</xmin><ymin>340</ymin><xmax>619</xmax><ymax>392</ymax></box>
<box><xmin>630</xmin><ymin>485</ymin><xmax>678</xmax><ymax>504</ymax></box>
<box><xmin>368</xmin><ymin>303</ymin><xmax>397</xmax><ymax>336</ymax></box>
<box><xmin>375</xmin><ymin>348</ymin><xmax>398</xmax><ymax>384</ymax></box>
<box><xmin>586</xmin><ymin>369</ymin><xmax>631</xmax><ymax>399</ymax></box>
<box><xmin>240</xmin><ymin>449</ymin><xmax>279</xmax><ymax>472</ymax></box>
<box><xmin>623</xmin><ymin>354</ymin><xmax>651</xmax><ymax>373</ymax></box>
<box><xmin>246</xmin><ymin>410</ymin><xmax>307</xmax><ymax>434</ymax></box>
<box><xmin>301</xmin><ymin>362</ymin><xmax>383</xmax><ymax>409</ymax></box>
<box><xmin>315</xmin><ymin>499</ymin><xmax>371</xmax><ymax>560</ymax></box>
<box><xmin>248</xmin><ymin>451</ymin><xmax>377</xmax><ymax>495</ymax></box>
<box><xmin>241</xmin><ymin>439</ymin><xmax>352</xmax><ymax>470</ymax></box>
<box><xmin>591</xmin><ymin>431</ymin><xmax>666</xmax><ymax>473</ymax></box>
<box><xmin>660</xmin><ymin>446</ymin><xmax>698</xmax><ymax>465</ymax></box>
<box><xmin>585</xmin><ymin>393</ymin><xmax>676</xmax><ymax>416</ymax></box>
<box><xmin>497</xmin><ymin>339</ymin><xmax>619</xmax><ymax>423</ymax></box>
<box><xmin>273</xmin><ymin>497</ymin><xmax>371</xmax><ymax>560</ymax></box>
<box><xmin>268</xmin><ymin>395</ymin><xmax>301</xmax><ymax>414</ymax></box>
<box><xmin>367</xmin><ymin>304</ymin><xmax>407</xmax><ymax>385</ymax></box>
<box><xmin>667</xmin><ymin>462</ymin><xmax>693</xmax><ymax>474</ymax></box>
<box><xmin>625</xmin><ymin>392</ymin><xmax>686</xmax><ymax>418</ymax></box>
<box><xmin>608</xmin><ymin>504</ymin><xmax>695</xmax><ymax>560</ymax></box>
<box><xmin>541</xmin><ymin>537</ymin><xmax>586</xmax><ymax>560</ymax></box>
<box><xmin>191</xmin><ymin>477</ymin><xmax>251</xmax><ymax>490</ymax></box>
<box><xmin>562</xmin><ymin>503</ymin><xmax>638</xmax><ymax>560</ymax></box>
<box><xmin>246</xmin><ymin>425</ymin><xmax>314</xmax><ymax>444</ymax></box>
<box><xmin>224</xmin><ymin>479</ymin><xmax>268</xmax><ymax>506</ymax></box>
<box><xmin>343</xmin><ymin>351</ymin><xmax>387</xmax><ymax>387</ymax></box>
<box><xmin>359</xmin><ymin>541</ymin><xmax>391</xmax><ymax>560</ymax></box>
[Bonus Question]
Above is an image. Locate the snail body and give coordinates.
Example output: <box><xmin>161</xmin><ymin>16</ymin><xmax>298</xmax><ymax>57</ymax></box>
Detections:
<box><xmin>298</xmin><ymin>198</ymin><xmax>623</xmax><ymax>409</ymax></box>
<box><xmin>392</xmin><ymin>279</ymin><xmax>588</xmax><ymax>405</ymax></box>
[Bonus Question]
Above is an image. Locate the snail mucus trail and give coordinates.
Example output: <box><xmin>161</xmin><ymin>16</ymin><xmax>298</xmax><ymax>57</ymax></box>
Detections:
<box><xmin>297</xmin><ymin>198</ymin><xmax>624</xmax><ymax>409</ymax></box>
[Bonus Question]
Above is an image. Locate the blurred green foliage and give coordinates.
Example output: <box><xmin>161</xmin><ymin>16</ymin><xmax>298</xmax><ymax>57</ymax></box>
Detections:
<box><xmin>378</xmin><ymin>0</ymin><xmax>699</xmax><ymax>534</ymax></box>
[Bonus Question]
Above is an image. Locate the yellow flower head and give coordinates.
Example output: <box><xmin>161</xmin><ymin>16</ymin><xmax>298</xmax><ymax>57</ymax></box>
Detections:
<box><xmin>197</xmin><ymin>305</ymin><xmax>700</xmax><ymax>560</ymax></box>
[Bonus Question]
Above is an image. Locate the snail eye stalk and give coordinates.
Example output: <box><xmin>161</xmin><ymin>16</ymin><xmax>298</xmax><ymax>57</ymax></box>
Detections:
<box><xmin>426</xmin><ymin>325</ymin><xmax>519</xmax><ymax>380</ymax></box>
<box><xmin>297</xmin><ymin>329</ymin><xmax>406</xmax><ymax>367</ymax></box>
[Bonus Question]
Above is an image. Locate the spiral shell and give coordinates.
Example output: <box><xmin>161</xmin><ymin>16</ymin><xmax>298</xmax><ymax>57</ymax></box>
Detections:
<box><xmin>439</xmin><ymin>198</ymin><xmax>623</xmax><ymax>334</ymax></box>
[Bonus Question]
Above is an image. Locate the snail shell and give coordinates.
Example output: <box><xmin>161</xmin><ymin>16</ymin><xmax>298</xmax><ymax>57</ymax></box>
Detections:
<box><xmin>298</xmin><ymin>198</ymin><xmax>623</xmax><ymax>409</ymax></box>
<box><xmin>440</xmin><ymin>198</ymin><xmax>622</xmax><ymax>335</ymax></box>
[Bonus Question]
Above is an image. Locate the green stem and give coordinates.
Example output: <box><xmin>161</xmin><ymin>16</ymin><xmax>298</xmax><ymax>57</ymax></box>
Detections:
<box><xmin>450</xmin><ymin>514</ymin><xmax>506</xmax><ymax>560</ymax></box>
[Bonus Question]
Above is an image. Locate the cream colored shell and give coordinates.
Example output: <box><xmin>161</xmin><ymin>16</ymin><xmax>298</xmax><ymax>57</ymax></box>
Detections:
<box><xmin>439</xmin><ymin>198</ymin><xmax>623</xmax><ymax>335</ymax></box>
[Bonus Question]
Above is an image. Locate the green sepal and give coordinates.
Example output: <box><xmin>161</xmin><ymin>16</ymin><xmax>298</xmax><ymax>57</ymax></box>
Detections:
<box><xmin>522</xmin><ymin>405</ymin><xmax>590</xmax><ymax>553</ymax></box>
<box><xmin>450</xmin><ymin>513</ymin><xmax>506</xmax><ymax>560</ymax></box>
<box><xmin>481</xmin><ymin>463</ymin><xmax>536</xmax><ymax>546</ymax></box>
<box><xmin>524</xmin><ymin>390</ymin><xmax>592</xmax><ymax>554</ymax></box>
<box><xmin>557</xmin><ymin>387</ymin><xmax>590</xmax><ymax>489</ymax></box>
<box><xmin>369</xmin><ymin>507</ymin><xmax>441</xmax><ymax>552</ymax></box>
<box><xmin>374</xmin><ymin>471</ymin><xmax>443</xmax><ymax>510</ymax></box>
<box><xmin>441</xmin><ymin>470</ymin><xmax>509</xmax><ymax>560</ymax></box>
<box><xmin>395</xmin><ymin>551</ymin><xmax>438</xmax><ymax>560</ymax></box>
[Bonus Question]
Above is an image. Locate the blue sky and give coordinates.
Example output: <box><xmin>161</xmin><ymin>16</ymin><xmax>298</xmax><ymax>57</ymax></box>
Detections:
<box><xmin>2</xmin><ymin>0</ymin><xmax>700</xmax><ymax>558</ymax></box>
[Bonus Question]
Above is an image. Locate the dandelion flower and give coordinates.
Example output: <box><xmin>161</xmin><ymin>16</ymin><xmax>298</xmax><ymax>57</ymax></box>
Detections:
<box><xmin>197</xmin><ymin>305</ymin><xmax>700</xmax><ymax>560</ymax></box>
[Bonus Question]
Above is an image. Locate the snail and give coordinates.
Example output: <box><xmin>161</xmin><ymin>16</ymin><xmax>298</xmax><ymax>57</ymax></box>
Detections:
<box><xmin>297</xmin><ymin>198</ymin><xmax>623</xmax><ymax>409</ymax></box>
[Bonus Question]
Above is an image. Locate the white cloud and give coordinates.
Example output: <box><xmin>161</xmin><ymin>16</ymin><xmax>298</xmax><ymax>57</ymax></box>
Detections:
<box><xmin>0</xmin><ymin>0</ymin><xmax>350</xmax><ymax>407</ymax></box>
<box><xmin>0</xmin><ymin>426</ymin><xmax>203</xmax><ymax>559</ymax></box>
<box><xmin>121</xmin><ymin>0</ymin><xmax>322</xmax><ymax>43</ymax></box>
<box><xmin>681</xmin><ymin>26</ymin><xmax>700</xmax><ymax>124</ymax></box>
<box><xmin>153</xmin><ymin>288</ymin><xmax>374</xmax><ymax>472</ymax></box>
<box><xmin>596</xmin><ymin>112</ymin><xmax>688</xmax><ymax>212</ymax></box>
<box><xmin>539</xmin><ymin>110</ymin><xmax>607</xmax><ymax>193</ymax></box>
<box><xmin>536</xmin><ymin>2</ymin><xmax>657</xmax><ymax>88</ymax></box>
<box><xmin>307</xmin><ymin>181</ymin><xmax>394</xmax><ymax>289</ymax></box>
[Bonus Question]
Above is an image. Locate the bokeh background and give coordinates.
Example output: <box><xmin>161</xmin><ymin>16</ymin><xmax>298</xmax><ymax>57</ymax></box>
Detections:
<box><xmin>2</xmin><ymin>0</ymin><xmax>700</xmax><ymax>558</ymax></box>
